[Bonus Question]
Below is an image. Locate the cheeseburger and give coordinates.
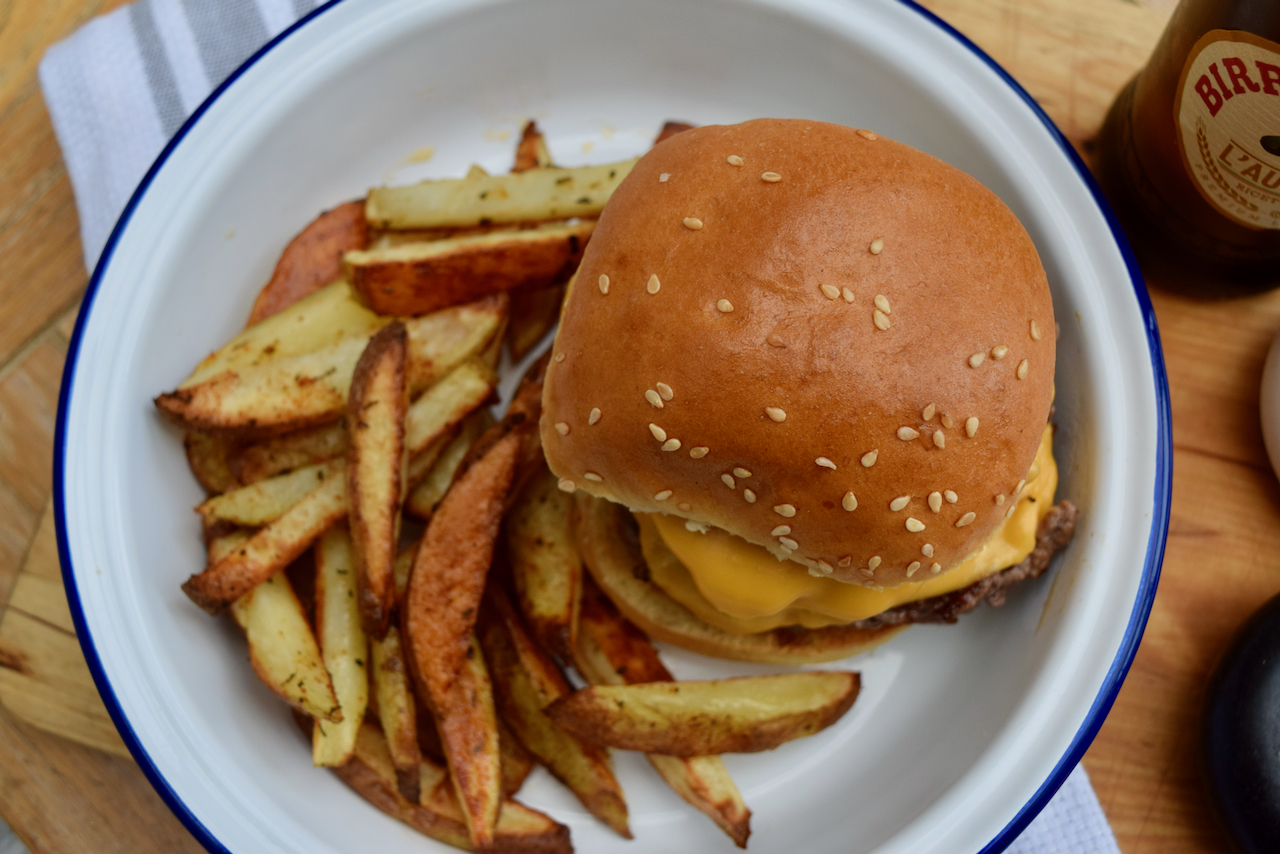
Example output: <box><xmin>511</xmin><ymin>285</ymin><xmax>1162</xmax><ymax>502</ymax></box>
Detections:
<box><xmin>540</xmin><ymin>119</ymin><xmax>1076</xmax><ymax>663</ymax></box>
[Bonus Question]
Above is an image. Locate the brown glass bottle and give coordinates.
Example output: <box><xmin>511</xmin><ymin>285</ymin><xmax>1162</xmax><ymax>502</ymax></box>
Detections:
<box><xmin>1095</xmin><ymin>0</ymin><xmax>1280</xmax><ymax>296</ymax></box>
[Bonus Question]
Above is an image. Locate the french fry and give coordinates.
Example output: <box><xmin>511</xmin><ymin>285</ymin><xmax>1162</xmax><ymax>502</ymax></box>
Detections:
<box><xmin>366</xmin><ymin>159</ymin><xmax>637</xmax><ymax>230</ymax></box>
<box><xmin>157</xmin><ymin>296</ymin><xmax>506</xmax><ymax>437</ymax></box>
<box><xmin>546</xmin><ymin>672</ymin><xmax>861</xmax><ymax>756</ymax></box>
<box><xmin>506</xmin><ymin>284</ymin><xmax>563</xmax><ymax>362</ymax></box>
<box><xmin>230</xmin><ymin>422</ymin><xmax>348</xmax><ymax>485</ymax></box>
<box><xmin>329</xmin><ymin>720</ymin><xmax>572</xmax><ymax>854</ymax></box>
<box><xmin>183</xmin><ymin>471</ymin><xmax>347</xmax><ymax>614</ymax></box>
<box><xmin>497</xmin><ymin>717</ymin><xmax>535</xmax><ymax>798</ymax></box>
<box><xmin>512</xmin><ymin>121</ymin><xmax>553</xmax><ymax>173</ymax></box>
<box><xmin>480</xmin><ymin>586</ymin><xmax>630</xmax><ymax>838</ymax></box>
<box><xmin>574</xmin><ymin>580</ymin><xmax>751</xmax><ymax>847</ymax></box>
<box><xmin>347</xmin><ymin>323</ymin><xmax>408</xmax><ymax>637</ymax></box>
<box><xmin>405</xmin><ymin>359</ymin><xmax>496</xmax><ymax>464</ymax></box>
<box><xmin>248</xmin><ymin>200</ymin><xmax>369</xmax><ymax>326</ymax></box>
<box><xmin>345</xmin><ymin>221</ymin><xmax>593</xmax><ymax>317</ymax></box>
<box><xmin>403</xmin><ymin>429</ymin><xmax>524</xmax><ymax>849</ymax></box>
<box><xmin>184</xmin><ymin>431</ymin><xmax>241</xmax><ymax>494</ymax></box>
<box><xmin>371</xmin><ymin>626</ymin><xmax>421</xmax><ymax>803</ymax></box>
<box><xmin>313</xmin><ymin>526</ymin><xmax>369</xmax><ymax>766</ymax></box>
<box><xmin>405</xmin><ymin>414</ymin><xmax>489</xmax><ymax>519</ymax></box>
<box><xmin>197</xmin><ymin>459</ymin><xmax>343</xmax><ymax>528</ymax></box>
<box><xmin>506</xmin><ymin>465</ymin><xmax>581</xmax><ymax>661</ymax></box>
<box><xmin>655</xmin><ymin>120</ymin><xmax>696</xmax><ymax>144</ymax></box>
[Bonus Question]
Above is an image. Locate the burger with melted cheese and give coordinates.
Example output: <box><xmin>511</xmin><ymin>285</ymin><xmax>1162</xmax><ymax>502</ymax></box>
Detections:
<box><xmin>539</xmin><ymin>119</ymin><xmax>1077</xmax><ymax>663</ymax></box>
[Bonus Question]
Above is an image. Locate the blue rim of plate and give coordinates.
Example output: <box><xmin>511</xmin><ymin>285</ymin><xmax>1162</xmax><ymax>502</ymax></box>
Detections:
<box><xmin>52</xmin><ymin>0</ymin><xmax>1172</xmax><ymax>852</ymax></box>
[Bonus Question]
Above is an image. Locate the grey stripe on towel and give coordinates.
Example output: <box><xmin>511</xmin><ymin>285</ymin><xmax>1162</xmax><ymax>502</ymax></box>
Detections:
<box><xmin>129</xmin><ymin>0</ymin><xmax>187</xmax><ymax>138</ymax></box>
<box><xmin>181</xmin><ymin>0</ymin><xmax>271</xmax><ymax>88</ymax></box>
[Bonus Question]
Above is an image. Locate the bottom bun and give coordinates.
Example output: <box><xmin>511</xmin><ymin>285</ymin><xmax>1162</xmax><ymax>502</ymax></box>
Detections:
<box><xmin>571</xmin><ymin>494</ymin><xmax>905</xmax><ymax>664</ymax></box>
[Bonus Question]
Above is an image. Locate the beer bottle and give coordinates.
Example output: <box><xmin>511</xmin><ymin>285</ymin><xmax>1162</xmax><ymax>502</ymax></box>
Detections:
<box><xmin>1095</xmin><ymin>0</ymin><xmax>1280</xmax><ymax>296</ymax></box>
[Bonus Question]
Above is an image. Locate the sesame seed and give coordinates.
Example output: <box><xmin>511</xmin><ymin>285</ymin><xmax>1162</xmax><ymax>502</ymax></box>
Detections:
<box><xmin>1015</xmin><ymin>479</ymin><xmax>1026</xmax><ymax>494</ymax></box>
<box><xmin>647</xmin><ymin>274</ymin><xmax>661</xmax><ymax>294</ymax></box>
<box><xmin>857</xmin><ymin>129</ymin><xmax>878</xmax><ymax>140</ymax></box>
<box><xmin>678</xmin><ymin>502</ymin><xmax>692</xmax><ymax>512</ymax></box>
<box><xmin>598</xmin><ymin>274</ymin><xmax>610</xmax><ymax>294</ymax></box>
<box><xmin>743</xmin><ymin>489</ymin><xmax>757</xmax><ymax>503</ymax></box>
<box><xmin>683</xmin><ymin>217</ymin><xmax>704</xmax><ymax>230</ymax></box>
<box><xmin>662</xmin><ymin>438</ymin><xmax>681</xmax><ymax>452</ymax></box>
<box><xmin>727</xmin><ymin>154</ymin><xmax>744</xmax><ymax>166</ymax></box>
<box><xmin>874</xmin><ymin>294</ymin><xmax>891</xmax><ymax>314</ymax></box>
<box><xmin>655</xmin><ymin>489</ymin><xmax>673</xmax><ymax>501</ymax></box>
<box><xmin>922</xmin><ymin>543</ymin><xmax>935</xmax><ymax>557</ymax></box>
<box><xmin>1017</xmin><ymin>359</ymin><xmax>1029</xmax><ymax>380</ymax></box>
<box><xmin>659</xmin><ymin>173</ymin><xmax>670</xmax><ymax>182</ymax></box>
<box><xmin>656</xmin><ymin>382</ymin><xmax>674</xmax><ymax>401</ymax></box>
<box><xmin>968</xmin><ymin>352</ymin><xmax>985</xmax><ymax>368</ymax></box>
<box><xmin>774</xmin><ymin>504</ymin><xmax>796</xmax><ymax>517</ymax></box>
<box><xmin>965</xmin><ymin>417</ymin><xmax>979</xmax><ymax>438</ymax></box>
<box><xmin>842</xmin><ymin>491</ymin><xmax>858</xmax><ymax>511</ymax></box>
<box><xmin>890</xmin><ymin>495</ymin><xmax>910</xmax><ymax>511</ymax></box>
<box><xmin>772</xmin><ymin>525</ymin><xmax>792</xmax><ymax>536</ymax></box>
<box><xmin>645</xmin><ymin>389</ymin><xmax>664</xmax><ymax>408</ymax></box>
<box><xmin>767</xmin><ymin>334</ymin><xmax>786</xmax><ymax>348</ymax></box>
<box><xmin>808</xmin><ymin>567</ymin><xmax>824</xmax><ymax>577</ymax></box>
<box><xmin>721</xmin><ymin>474</ymin><xmax>736</xmax><ymax>489</ymax></box>
<box><xmin>873</xmin><ymin>309</ymin><xmax>891</xmax><ymax>331</ymax></box>
<box><xmin>922</xmin><ymin>403</ymin><xmax>936</xmax><ymax>421</ymax></box>
<box><xmin>860</xmin><ymin>568</ymin><xmax>874</xmax><ymax>578</ymax></box>
<box><xmin>761</xmin><ymin>171</ymin><xmax>782</xmax><ymax>182</ymax></box>
<box><xmin>992</xmin><ymin>344</ymin><xmax>1009</xmax><ymax>360</ymax></box>
<box><xmin>861</xmin><ymin>450</ymin><xmax>879</xmax><ymax>467</ymax></box>
<box><xmin>733</xmin><ymin>467</ymin><xmax>752</xmax><ymax>479</ymax></box>
<box><xmin>1030</xmin><ymin>320</ymin><xmax>1042</xmax><ymax>341</ymax></box>
<box><xmin>817</xmin><ymin>560</ymin><xmax>834</xmax><ymax>575</ymax></box>
<box><xmin>816</xmin><ymin>457</ymin><xmax>837</xmax><ymax>470</ymax></box>
<box><xmin>557</xmin><ymin>478</ymin><xmax>576</xmax><ymax>493</ymax></box>
<box><xmin>928</xmin><ymin>492</ymin><xmax>943</xmax><ymax>513</ymax></box>
<box><xmin>933</xmin><ymin>430</ymin><xmax>946</xmax><ymax>449</ymax></box>
<box><xmin>841</xmin><ymin>287</ymin><xmax>855</xmax><ymax>303</ymax></box>
<box><xmin>584</xmin><ymin>472</ymin><xmax>603</xmax><ymax>482</ymax></box>
<box><xmin>589</xmin><ymin>407</ymin><xmax>602</xmax><ymax>425</ymax></box>
<box><xmin>897</xmin><ymin>426</ymin><xmax>919</xmax><ymax>441</ymax></box>
<box><xmin>956</xmin><ymin>511</ymin><xmax>976</xmax><ymax>527</ymax></box>
<box><xmin>690</xmin><ymin>446</ymin><xmax>709</xmax><ymax>459</ymax></box>
<box><xmin>820</xmin><ymin>283</ymin><xmax>841</xmax><ymax>300</ymax></box>
<box><xmin>686</xmin><ymin>521</ymin><xmax>707</xmax><ymax>533</ymax></box>
<box><xmin>554</xmin><ymin>352</ymin><xmax>566</xmax><ymax>363</ymax></box>
<box><xmin>906</xmin><ymin>517</ymin><xmax>925</xmax><ymax>532</ymax></box>
<box><xmin>869</xmin><ymin>237</ymin><xmax>884</xmax><ymax>255</ymax></box>
<box><xmin>649</xmin><ymin>423</ymin><xmax>667</xmax><ymax>442</ymax></box>
<box><xmin>944</xmin><ymin>490</ymin><xmax>958</xmax><ymax>504</ymax></box>
<box><xmin>554</xmin><ymin>422</ymin><xmax>570</xmax><ymax>436</ymax></box>
<box><xmin>907</xmin><ymin>562</ymin><xmax>920</xmax><ymax>577</ymax></box>
<box><xmin>869</xmin><ymin>556</ymin><xmax>882</xmax><ymax>570</ymax></box>
<box><xmin>1006</xmin><ymin>505</ymin><xmax>1016</xmax><ymax>519</ymax></box>
<box><xmin>931</xmin><ymin>562</ymin><xmax>942</xmax><ymax>573</ymax></box>
<box><xmin>940</xmin><ymin>414</ymin><xmax>955</xmax><ymax>429</ymax></box>
<box><xmin>996</xmin><ymin>494</ymin><xmax>1005</xmax><ymax>505</ymax></box>
<box><xmin>717</xmin><ymin>299</ymin><xmax>734</xmax><ymax>312</ymax></box>
<box><xmin>765</xmin><ymin>407</ymin><xmax>787</xmax><ymax>422</ymax></box>
<box><xmin>779</xmin><ymin>537</ymin><xmax>799</xmax><ymax>550</ymax></box>
<box><xmin>838</xmin><ymin>556</ymin><xmax>852</xmax><ymax>567</ymax></box>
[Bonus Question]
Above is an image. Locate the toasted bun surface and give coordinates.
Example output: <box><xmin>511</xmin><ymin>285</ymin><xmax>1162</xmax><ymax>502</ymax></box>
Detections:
<box><xmin>542</xmin><ymin>119</ymin><xmax>1055</xmax><ymax>589</ymax></box>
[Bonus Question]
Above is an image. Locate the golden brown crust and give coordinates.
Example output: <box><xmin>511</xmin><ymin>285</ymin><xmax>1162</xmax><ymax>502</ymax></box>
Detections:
<box><xmin>543</xmin><ymin>119</ymin><xmax>1055</xmax><ymax>588</ymax></box>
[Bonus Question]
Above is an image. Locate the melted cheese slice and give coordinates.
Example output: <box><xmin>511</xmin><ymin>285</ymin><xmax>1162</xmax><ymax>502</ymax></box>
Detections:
<box><xmin>638</xmin><ymin>425</ymin><xmax>1058</xmax><ymax>634</ymax></box>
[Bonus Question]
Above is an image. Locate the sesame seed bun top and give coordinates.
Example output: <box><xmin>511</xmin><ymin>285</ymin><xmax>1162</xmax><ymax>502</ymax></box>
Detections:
<box><xmin>540</xmin><ymin>118</ymin><xmax>1055</xmax><ymax>589</ymax></box>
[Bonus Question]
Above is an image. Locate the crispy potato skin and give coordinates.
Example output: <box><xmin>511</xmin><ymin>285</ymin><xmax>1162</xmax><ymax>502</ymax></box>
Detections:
<box><xmin>506</xmin><ymin>284</ymin><xmax>564</xmax><ymax>362</ymax></box>
<box><xmin>506</xmin><ymin>465</ymin><xmax>581</xmax><ymax>661</ymax></box>
<box><xmin>512</xmin><ymin>121</ymin><xmax>553</xmax><ymax>173</ymax></box>
<box><xmin>248</xmin><ymin>200</ymin><xmax>369</xmax><ymax>325</ymax></box>
<box><xmin>184</xmin><ymin>431</ymin><xmax>241</xmax><ymax>494</ymax></box>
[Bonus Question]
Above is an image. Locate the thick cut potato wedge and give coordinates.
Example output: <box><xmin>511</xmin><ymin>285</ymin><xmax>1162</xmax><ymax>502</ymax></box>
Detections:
<box><xmin>574</xmin><ymin>581</ymin><xmax>750</xmax><ymax>847</ymax></box>
<box><xmin>366</xmin><ymin>159</ymin><xmax>636</xmax><ymax>230</ymax></box>
<box><xmin>347</xmin><ymin>323</ymin><xmax>408</xmax><ymax>637</ymax></box>
<box><xmin>231</xmin><ymin>422</ymin><xmax>348</xmax><ymax>485</ymax></box>
<box><xmin>512</xmin><ymin>121</ymin><xmax>553</xmax><ymax>173</ymax></box>
<box><xmin>405</xmin><ymin>359</ymin><xmax>495</xmax><ymax>464</ymax></box>
<box><xmin>498</xmin><ymin>717</ymin><xmax>535</xmax><ymax>798</ymax></box>
<box><xmin>183</xmin><ymin>280</ymin><xmax>384</xmax><ymax>390</ymax></box>
<box><xmin>227</xmin><ymin>563</ymin><xmax>342</xmax><ymax>723</ymax></box>
<box><xmin>371</xmin><ymin>626</ymin><xmax>421</xmax><ymax>803</ymax></box>
<box><xmin>330</xmin><ymin>720</ymin><xmax>571</xmax><ymax>854</ymax></box>
<box><xmin>183</xmin><ymin>471</ymin><xmax>347</xmax><ymax>613</ymax></box>
<box><xmin>405</xmin><ymin>414</ymin><xmax>489</xmax><ymax>519</ymax></box>
<box><xmin>157</xmin><ymin>296</ymin><xmax>505</xmax><ymax>437</ymax></box>
<box><xmin>480</xmin><ymin>586</ymin><xmax>629</xmax><ymax>838</ymax></box>
<box><xmin>546</xmin><ymin>672</ymin><xmax>861</xmax><ymax>756</ymax></box>
<box><xmin>506</xmin><ymin>284</ymin><xmax>563</xmax><ymax>362</ymax></box>
<box><xmin>403</xmin><ymin>429</ymin><xmax>523</xmax><ymax>849</ymax></box>
<box><xmin>313</xmin><ymin>526</ymin><xmax>369</xmax><ymax>766</ymax></box>
<box><xmin>184</xmin><ymin>431</ymin><xmax>240</xmax><ymax>494</ymax></box>
<box><xmin>248</xmin><ymin>200</ymin><xmax>369</xmax><ymax>326</ymax></box>
<box><xmin>345</xmin><ymin>221</ymin><xmax>593</xmax><ymax>317</ymax></box>
<box><xmin>197</xmin><ymin>459</ymin><xmax>343</xmax><ymax>528</ymax></box>
<box><xmin>506</xmin><ymin>465</ymin><xmax>581</xmax><ymax>661</ymax></box>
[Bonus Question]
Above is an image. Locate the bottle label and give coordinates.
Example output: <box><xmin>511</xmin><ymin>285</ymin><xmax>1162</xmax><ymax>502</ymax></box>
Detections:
<box><xmin>1176</xmin><ymin>30</ymin><xmax>1280</xmax><ymax>231</ymax></box>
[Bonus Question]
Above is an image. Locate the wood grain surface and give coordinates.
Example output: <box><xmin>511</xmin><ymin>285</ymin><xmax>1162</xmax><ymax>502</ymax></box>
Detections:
<box><xmin>1</xmin><ymin>0</ymin><xmax>1274</xmax><ymax>852</ymax></box>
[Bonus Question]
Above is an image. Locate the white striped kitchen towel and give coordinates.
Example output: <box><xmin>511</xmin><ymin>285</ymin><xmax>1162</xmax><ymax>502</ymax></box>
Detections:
<box><xmin>36</xmin><ymin>3</ymin><xmax>1124</xmax><ymax>852</ymax></box>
